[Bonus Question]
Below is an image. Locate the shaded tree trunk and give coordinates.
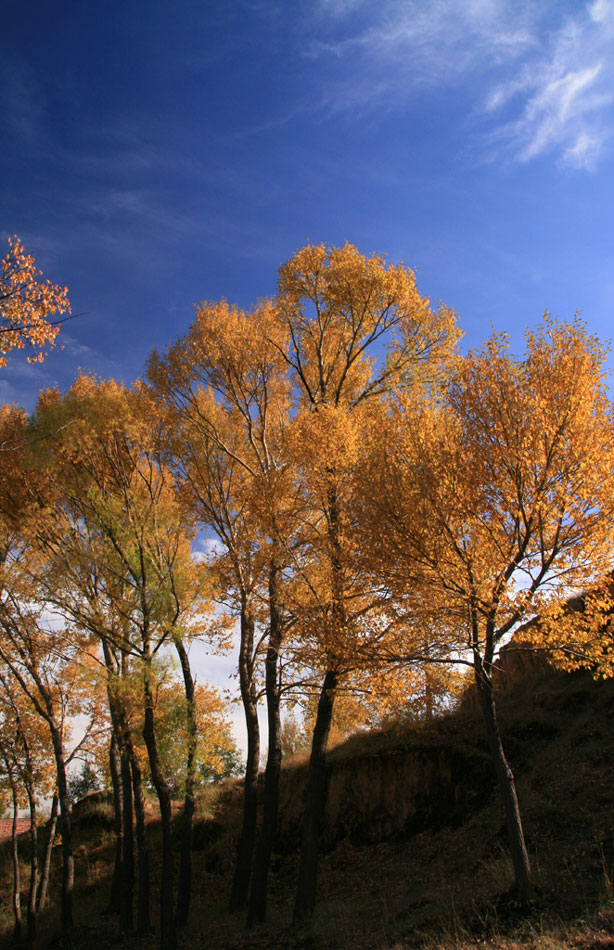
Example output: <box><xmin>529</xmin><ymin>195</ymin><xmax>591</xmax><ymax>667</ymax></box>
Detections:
<box><xmin>110</xmin><ymin>640</ymin><xmax>150</xmax><ymax>933</ymax></box>
<box><xmin>129</xmin><ymin>743</ymin><xmax>151</xmax><ymax>934</ymax></box>
<box><xmin>37</xmin><ymin>792</ymin><xmax>58</xmax><ymax>911</ymax></box>
<box><xmin>14</xmin><ymin>715</ymin><xmax>39</xmax><ymax>942</ymax></box>
<box><xmin>106</xmin><ymin>731</ymin><xmax>123</xmax><ymax>916</ymax></box>
<box><xmin>475</xmin><ymin>656</ymin><xmax>532</xmax><ymax>905</ymax></box>
<box><xmin>292</xmin><ymin>481</ymin><xmax>345</xmax><ymax>926</ymax></box>
<box><xmin>293</xmin><ymin>668</ymin><xmax>338</xmax><ymax>926</ymax></box>
<box><xmin>424</xmin><ymin>668</ymin><xmax>434</xmax><ymax>723</ymax></box>
<box><xmin>143</xmin><ymin>664</ymin><xmax>177</xmax><ymax>950</ymax></box>
<box><xmin>48</xmin><ymin>714</ymin><xmax>74</xmax><ymax>935</ymax></box>
<box><xmin>119</xmin><ymin>746</ymin><xmax>135</xmax><ymax>933</ymax></box>
<box><xmin>174</xmin><ymin>637</ymin><xmax>196</xmax><ymax>929</ymax></box>
<box><xmin>229</xmin><ymin>603</ymin><xmax>260</xmax><ymax>912</ymax></box>
<box><xmin>8</xmin><ymin>772</ymin><xmax>22</xmax><ymax>944</ymax></box>
<box><xmin>25</xmin><ymin>784</ymin><xmax>39</xmax><ymax>940</ymax></box>
<box><xmin>248</xmin><ymin>562</ymin><xmax>283</xmax><ymax>925</ymax></box>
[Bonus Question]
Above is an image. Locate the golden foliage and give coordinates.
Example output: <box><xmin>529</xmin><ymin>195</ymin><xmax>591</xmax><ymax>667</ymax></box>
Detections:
<box><xmin>275</xmin><ymin>241</ymin><xmax>460</xmax><ymax>409</ymax></box>
<box><xmin>522</xmin><ymin>578</ymin><xmax>614</xmax><ymax>679</ymax></box>
<box><xmin>0</xmin><ymin>236</ymin><xmax>70</xmax><ymax>367</ymax></box>
<box><xmin>358</xmin><ymin>314</ymin><xmax>614</xmax><ymax>666</ymax></box>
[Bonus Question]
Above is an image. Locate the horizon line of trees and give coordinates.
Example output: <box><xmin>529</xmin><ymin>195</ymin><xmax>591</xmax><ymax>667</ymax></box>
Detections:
<box><xmin>1</xmin><ymin>239</ymin><xmax>614</xmax><ymax>949</ymax></box>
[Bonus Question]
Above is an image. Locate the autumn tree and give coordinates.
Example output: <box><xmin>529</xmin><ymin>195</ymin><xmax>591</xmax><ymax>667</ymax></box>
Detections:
<box><xmin>0</xmin><ymin>378</ymin><xmax>213</xmax><ymax>949</ymax></box>
<box><xmin>360</xmin><ymin>316</ymin><xmax>614</xmax><ymax>904</ymax></box>
<box><xmin>34</xmin><ymin>475</ymin><xmax>152</xmax><ymax>932</ymax></box>
<box><xmin>253</xmin><ymin>241</ymin><xmax>460</xmax><ymax>925</ymax></box>
<box><xmin>0</xmin><ymin>577</ymin><xmax>102</xmax><ymax>937</ymax></box>
<box><xmin>0</xmin><ymin>393</ymin><xmax>158</xmax><ymax>938</ymax></box>
<box><xmin>0</xmin><ymin>668</ymin><xmax>56</xmax><ymax>941</ymax></box>
<box><xmin>0</xmin><ymin>706</ymin><xmax>25</xmax><ymax>944</ymax></box>
<box><xmin>25</xmin><ymin>377</ymin><xmax>213</xmax><ymax>950</ymax></box>
<box><xmin>0</xmin><ymin>408</ymin><xmax>109</xmax><ymax>938</ymax></box>
<box><xmin>0</xmin><ymin>397</ymin><xmax>135</xmax><ymax>933</ymax></box>
<box><xmin>148</xmin><ymin>300</ymin><xmax>296</xmax><ymax>918</ymax></box>
<box><xmin>0</xmin><ymin>236</ymin><xmax>70</xmax><ymax>366</ymax></box>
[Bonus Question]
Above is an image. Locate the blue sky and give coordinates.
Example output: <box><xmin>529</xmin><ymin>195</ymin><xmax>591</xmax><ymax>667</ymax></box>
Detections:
<box><xmin>3</xmin><ymin>0</ymin><xmax>614</xmax><ymax>746</ymax></box>
<box><xmin>2</xmin><ymin>0</ymin><xmax>614</xmax><ymax>411</ymax></box>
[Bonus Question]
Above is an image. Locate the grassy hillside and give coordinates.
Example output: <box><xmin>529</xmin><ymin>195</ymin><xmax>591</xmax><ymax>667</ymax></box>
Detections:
<box><xmin>2</xmin><ymin>661</ymin><xmax>614</xmax><ymax>949</ymax></box>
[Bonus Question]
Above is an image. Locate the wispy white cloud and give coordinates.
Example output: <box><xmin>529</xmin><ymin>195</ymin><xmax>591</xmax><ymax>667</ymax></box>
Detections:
<box><xmin>482</xmin><ymin>8</ymin><xmax>614</xmax><ymax>168</ymax></box>
<box><xmin>305</xmin><ymin>0</ymin><xmax>614</xmax><ymax>169</ymax></box>
<box><xmin>307</xmin><ymin>1</ymin><xmax>537</xmax><ymax>97</ymax></box>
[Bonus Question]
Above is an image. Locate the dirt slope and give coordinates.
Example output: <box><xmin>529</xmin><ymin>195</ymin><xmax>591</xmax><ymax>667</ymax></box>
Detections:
<box><xmin>3</xmin><ymin>658</ymin><xmax>614</xmax><ymax>949</ymax></box>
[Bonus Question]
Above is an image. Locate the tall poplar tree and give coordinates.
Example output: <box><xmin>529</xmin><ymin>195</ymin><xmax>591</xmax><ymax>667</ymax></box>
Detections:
<box><xmin>267</xmin><ymin>242</ymin><xmax>459</xmax><ymax>924</ymax></box>
<box><xmin>149</xmin><ymin>300</ymin><xmax>295</xmax><ymax>916</ymax></box>
<box><xmin>360</xmin><ymin>316</ymin><xmax>614</xmax><ymax>904</ymax></box>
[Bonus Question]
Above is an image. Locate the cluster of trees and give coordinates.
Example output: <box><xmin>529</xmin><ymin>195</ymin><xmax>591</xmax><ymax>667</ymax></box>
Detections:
<box><xmin>1</xmin><ymin>239</ymin><xmax>613</xmax><ymax>950</ymax></box>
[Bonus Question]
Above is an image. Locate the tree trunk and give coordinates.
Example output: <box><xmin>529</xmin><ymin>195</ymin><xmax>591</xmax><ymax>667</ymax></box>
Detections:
<box><xmin>49</xmin><ymin>715</ymin><xmax>74</xmax><ymax>935</ymax></box>
<box><xmin>102</xmin><ymin>640</ymin><xmax>124</xmax><ymax>918</ymax></box>
<box><xmin>229</xmin><ymin>604</ymin><xmax>260</xmax><ymax>912</ymax></box>
<box><xmin>119</xmin><ymin>745</ymin><xmax>135</xmax><ymax>933</ymax></box>
<box><xmin>475</xmin><ymin>662</ymin><xmax>532</xmax><ymax>905</ymax></box>
<box><xmin>424</xmin><ymin>669</ymin><xmax>434</xmax><ymax>723</ymax></box>
<box><xmin>106</xmin><ymin>731</ymin><xmax>124</xmax><ymax>916</ymax></box>
<box><xmin>16</xmin><ymin>719</ymin><xmax>39</xmax><ymax>941</ymax></box>
<box><xmin>112</xmin><ymin>640</ymin><xmax>151</xmax><ymax>933</ymax></box>
<box><xmin>26</xmin><ymin>786</ymin><xmax>39</xmax><ymax>940</ymax></box>
<box><xmin>9</xmin><ymin>779</ymin><xmax>22</xmax><ymax>944</ymax></box>
<box><xmin>174</xmin><ymin>637</ymin><xmax>196</xmax><ymax>929</ymax></box>
<box><xmin>129</xmin><ymin>743</ymin><xmax>151</xmax><ymax>934</ymax></box>
<box><xmin>248</xmin><ymin>562</ymin><xmax>283</xmax><ymax>925</ymax></box>
<box><xmin>293</xmin><ymin>668</ymin><xmax>338</xmax><ymax>926</ymax></box>
<box><xmin>37</xmin><ymin>792</ymin><xmax>58</xmax><ymax>911</ymax></box>
<box><xmin>142</xmin><ymin>666</ymin><xmax>177</xmax><ymax>950</ymax></box>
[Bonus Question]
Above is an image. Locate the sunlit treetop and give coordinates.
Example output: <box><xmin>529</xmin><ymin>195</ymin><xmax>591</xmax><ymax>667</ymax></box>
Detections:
<box><xmin>273</xmin><ymin>242</ymin><xmax>461</xmax><ymax>409</ymax></box>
